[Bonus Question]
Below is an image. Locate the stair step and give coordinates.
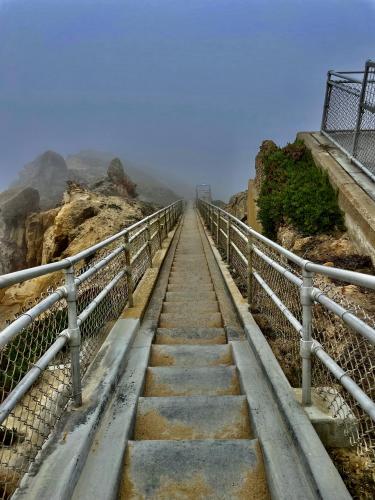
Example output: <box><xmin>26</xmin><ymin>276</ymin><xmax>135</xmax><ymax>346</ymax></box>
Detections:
<box><xmin>165</xmin><ymin>291</ymin><xmax>217</xmax><ymax>302</ymax></box>
<box><xmin>162</xmin><ymin>301</ymin><xmax>219</xmax><ymax>314</ymax></box>
<box><xmin>150</xmin><ymin>344</ymin><xmax>232</xmax><ymax>367</ymax></box>
<box><xmin>168</xmin><ymin>283</ymin><xmax>214</xmax><ymax>292</ymax></box>
<box><xmin>159</xmin><ymin>312</ymin><xmax>222</xmax><ymax>328</ymax></box>
<box><xmin>155</xmin><ymin>327</ymin><xmax>226</xmax><ymax>345</ymax></box>
<box><xmin>143</xmin><ymin>366</ymin><xmax>240</xmax><ymax>396</ymax></box>
<box><xmin>121</xmin><ymin>439</ymin><xmax>268</xmax><ymax>499</ymax></box>
<box><xmin>168</xmin><ymin>278</ymin><xmax>213</xmax><ymax>286</ymax></box>
<box><xmin>134</xmin><ymin>395</ymin><xmax>251</xmax><ymax>440</ymax></box>
<box><xmin>169</xmin><ymin>273</ymin><xmax>212</xmax><ymax>282</ymax></box>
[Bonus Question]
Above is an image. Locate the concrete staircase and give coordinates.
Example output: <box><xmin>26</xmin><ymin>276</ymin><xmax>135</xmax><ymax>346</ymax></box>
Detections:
<box><xmin>121</xmin><ymin>209</ymin><xmax>269</xmax><ymax>499</ymax></box>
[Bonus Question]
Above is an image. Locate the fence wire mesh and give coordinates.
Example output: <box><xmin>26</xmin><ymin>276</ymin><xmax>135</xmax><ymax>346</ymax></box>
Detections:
<box><xmin>199</xmin><ymin>200</ymin><xmax>375</xmax><ymax>494</ymax></box>
<box><xmin>0</xmin><ymin>202</ymin><xmax>181</xmax><ymax>499</ymax></box>
<box><xmin>322</xmin><ymin>61</ymin><xmax>375</xmax><ymax>179</ymax></box>
<box><xmin>0</xmin><ymin>281</ymin><xmax>70</xmax><ymax>499</ymax></box>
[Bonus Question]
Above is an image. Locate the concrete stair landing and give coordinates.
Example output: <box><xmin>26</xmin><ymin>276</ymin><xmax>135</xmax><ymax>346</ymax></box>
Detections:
<box><xmin>121</xmin><ymin>206</ymin><xmax>269</xmax><ymax>499</ymax></box>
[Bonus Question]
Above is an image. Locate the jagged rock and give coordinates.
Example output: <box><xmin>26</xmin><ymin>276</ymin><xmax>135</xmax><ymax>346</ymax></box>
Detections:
<box><xmin>91</xmin><ymin>158</ymin><xmax>137</xmax><ymax>199</ymax></box>
<box><xmin>11</xmin><ymin>151</ymin><xmax>78</xmax><ymax>209</ymax></box>
<box><xmin>66</xmin><ymin>150</ymin><xmax>180</xmax><ymax>205</ymax></box>
<box><xmin>0</xmin><ymin>187</ymin><xmax>40</xmax><ymax>274</ymax></box>
<box><xmin>225</xmin><ymin>191</ymin><xmax>248</xmax><ymax>222</ymax></box>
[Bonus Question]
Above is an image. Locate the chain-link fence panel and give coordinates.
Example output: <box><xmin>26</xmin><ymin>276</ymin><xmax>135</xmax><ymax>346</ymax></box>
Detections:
<box><xmin>0</xmin><ymin>201</ymin><xmax>182</xmax><ymax>498</ymax></box>
<box><xmin>322</xmin><ymin>62</ymin><xmax>375</xmax><ymax>180</ymax></box>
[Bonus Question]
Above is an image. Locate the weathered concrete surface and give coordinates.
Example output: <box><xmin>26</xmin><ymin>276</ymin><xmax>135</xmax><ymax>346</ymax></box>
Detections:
<box><xmin>144</xmin><ymin>366</ymin><xmax>241</xmax><ymax>396</ymax></box>
<box><xmin>155</xmin><ymin>327</ymin><xmax>226</xmax><ymax>344</ymax></box>
<box><xmin>134</xmin><ymin>395</ymin><xmax>251</xmax><ymax>440</ymax></box>
<box><xmin>121</xmin><ymin>440</ymin><xmax>268</xmax><ymax>500</ymax></box>
<box><xmin>299</xmin><ymin>131</ymin><xmax>375</xmax><ymax>264</ymax></box>
<box><xmin>294</xmin><ymin>388</ymin><xmax>357</xmax><ymax>448</ymax></box>
<box><xmin>197</xmin><ymin>208</ymin><xmax>351</xmax><ymax>499</ymax></box>
<box><xmin>149</xmin><ymin>344</ymin><xmax>232</xmax><ymax>367</ymax></box>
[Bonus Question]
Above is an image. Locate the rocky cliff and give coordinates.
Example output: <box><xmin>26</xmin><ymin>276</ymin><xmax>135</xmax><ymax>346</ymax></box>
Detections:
<box><xmin>11</xmin><ymin>151</ymin><xmax>78</xmax><ymax>209</ymax></box>
<box><xmin>0</xmin><ymin>187</ymin><xmax>40</xmax><ymax>274</ymax></box>
<box><xmin>0</xmin><ymin>169</ymin><xmax>153</xmax><ymax>326</ymax></box>
<box><xmin>66</xmin><ymin>150</ymin><xmax>180</xmax><ymax>205</ymax></box>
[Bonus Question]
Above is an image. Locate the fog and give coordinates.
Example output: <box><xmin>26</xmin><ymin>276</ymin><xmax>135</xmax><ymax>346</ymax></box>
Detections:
<box><xmin>0</xmin><ymin>0</ymin><xmax>374</xmax><ymax>200</ymax></box>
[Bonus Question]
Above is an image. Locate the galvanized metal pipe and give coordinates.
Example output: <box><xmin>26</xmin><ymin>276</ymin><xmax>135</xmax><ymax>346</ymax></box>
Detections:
<box><xmin>312</xmin><ymin>288</ymin><xmax>375</xmax><ymax>345</ymax></box>
<box><xmin>78</xmin><ymin>270</ymin><xmax>126</xmax><ymax>324</ymax></box>
<box><xmin>253</xmin><ymin>271</ymin><xmax>303</xmax><ymax>334</ymax></box>
<box><xmin>64</xmin><ymin>265</ymin><xmax>82</xmax><ymax>407</ymax></box>
<box><xmin>301</xmin><ymin>269</ymin><xmax>314</xmax><ymax>406</ymax></box>
<box><xmin>312</xmin><ymin>342</ymin><xmax>375</xmax><ymax>422</ymax></box>
<box><xmin>0</xmin><ymin>333</ymin><xmax>69</xmax><ymax>426</ymax></box>
<box><xmin>124</xmin><ymin>233</ymin><xmax>134</xmax><ymax>308</ymax></box>
<box><xmin>0</xmin><ymin>287</ymin><xmax>67</xmax><ymax>348</ymax></box>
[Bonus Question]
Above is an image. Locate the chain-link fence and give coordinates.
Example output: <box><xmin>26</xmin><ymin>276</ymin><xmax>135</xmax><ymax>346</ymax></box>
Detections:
<box><xmin>321</xmin><ymin>59</ymin><xmax>375</xmax><ymax>181</ymax></box>
<box><xmin>198</xmin><ymin>199</ymin><xmax>375</xmax><ymax>491</ymax></box>
<box><xmin>0</xmin><ymin>201</ymin><xmax>182</xmax><ymax>499</ymax></box>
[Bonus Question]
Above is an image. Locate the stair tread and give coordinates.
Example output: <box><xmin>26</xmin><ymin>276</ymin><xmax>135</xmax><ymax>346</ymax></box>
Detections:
<box><xmin>134</xmin><ymin>395</ymin><xmax>251</xmax><ymax>440</ymax></box>
<box><xmin>150</xmin><ymin>344</ymin><xmax>232</xmax><ymax>367</ymax></box>
<box><xmin>121</xmin><ymin>439</ymin><xmax>268</xmax><ymax>500</ymax></box>
<box><xmin>159</xmin><ymin>312</ymin><xmax>222</xmax><ymax>328</ymax></box>
<box><xmin>144</xmin><ymin>366</ymin><xmax>240</xmax><ymax>396</ymax></box>
<box><xmin>155</xmin><ymin>327</ymin><xmax>226</xmax><ymax>345</ymax></box>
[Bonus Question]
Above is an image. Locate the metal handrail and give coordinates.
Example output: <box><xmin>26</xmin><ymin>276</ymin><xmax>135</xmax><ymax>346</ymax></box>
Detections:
<box><xmin>0</xmin><ymin>200</ymin><xmax>183</xmax><ymax>424</ymax></box>
<box><xmin>198</xmin><ymin>199</ymin><xmax>375</xmax><ymax>422</ymax></box>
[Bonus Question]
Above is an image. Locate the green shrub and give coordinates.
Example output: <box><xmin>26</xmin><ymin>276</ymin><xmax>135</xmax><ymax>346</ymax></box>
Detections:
<box><xmin>257</xmin><ymin>141</ymin><xmax>345</xmax><ymax>239</ymax></box>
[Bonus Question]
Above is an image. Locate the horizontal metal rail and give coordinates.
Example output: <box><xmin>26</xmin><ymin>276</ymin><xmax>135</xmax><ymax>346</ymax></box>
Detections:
<box><xmin>198</xmin><ymin>198</ymin><xmax>375</xmax><ymax>426</ymax></box>
<box><xmin>0</xmin><ymin>199</ymin><xmax>183</xmax><ymax>493</ymax></box>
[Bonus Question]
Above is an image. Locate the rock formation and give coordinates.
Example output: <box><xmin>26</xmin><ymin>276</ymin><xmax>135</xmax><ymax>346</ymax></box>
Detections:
<box><xmin>225</xmin><ymin>191</ymin><xmax>248</xmax><ymax>222</ymax></box>
<box><xmin>90</xmin><ymin>158</ymin><xmax>137</xmax><ymax>199</ymax></box>
<box><xmin>0</xmin><ymin>178</ymin><xmax>152</xmax><ymax>326</ymax></box>
<box><xmin>0</xmin><ymin>187</ymin><xmax>40</xmax><ymax>274</ymax></box>
<box><xmin>66</xmin><ymin>150</ymin><xmax>180</xmax><ymax>205</ymax></box>
<box><xmin>11</xmin><ymin>151</ymin><xmax>78</xmax><ymax>209</ymax></box>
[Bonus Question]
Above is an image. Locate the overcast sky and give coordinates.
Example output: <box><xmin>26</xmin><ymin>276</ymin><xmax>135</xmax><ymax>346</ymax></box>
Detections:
<box><xmin>0</xmin><ymin>0</ymin><xmax>374</xmax><ymax>200</ymax></box>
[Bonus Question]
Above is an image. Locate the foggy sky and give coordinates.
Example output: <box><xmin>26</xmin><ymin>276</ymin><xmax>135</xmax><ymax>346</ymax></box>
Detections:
<box><xmin>0</xmin><ymin>0</ymin><xmax>374</xmax><ymax>200</ymax></box>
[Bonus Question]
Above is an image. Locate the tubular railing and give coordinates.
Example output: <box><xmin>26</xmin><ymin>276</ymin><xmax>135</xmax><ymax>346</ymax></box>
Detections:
<box><xmin>321</xmin><ymin>59</ymin><xmax>375</xmax><ymax>181</ymax></box>
<box><xmin>0</xmin><ymin>200</ymin><xmax>183</xmax><ymax>498</ymax></box>
<box><xmin>198</xmin><ymin>199</ymin><xmax>375</xmax><ymax>466</ymax></box>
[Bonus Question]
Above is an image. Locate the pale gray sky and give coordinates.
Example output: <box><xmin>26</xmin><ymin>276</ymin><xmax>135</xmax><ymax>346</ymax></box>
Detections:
<box><xmin>0</xmin><ymin>0</ymin><xmax>374</xmax><ymax>200</ymax></box>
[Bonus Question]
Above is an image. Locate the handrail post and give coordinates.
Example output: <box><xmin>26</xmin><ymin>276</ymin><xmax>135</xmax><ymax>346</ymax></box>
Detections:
<box><xmin>157</xmin><ymin>214</ymin><xmax>162</xmax><ymax>249</ymax></box>
<box><xmin>301</xmin><ymin>268</ymin><xmax>314</xmax><ymax>406</ymax></box>
<box><xmin>216</xmin><ymin>208</ymin><xmax>220</xmax><ymax>244</ymax></box>
<box><xmin>64</xmin><ymin>264</ymin><xmax>82</xmax><ymax>407</ymax></box>
<box><xmin>247</xmin><ymin>233</ymin><xmax>254</xmax><ymax>310</ymax></box>
<box><xmin>146</xmin><ymin>220</ymin><xmax>152</xmax><ymax>265</ymax></box>
<box><xmin>226</xmin><ymin>217</ymin><xmax>231</xmax><ymax>263</ymax></box>
<box><xmin>124</xmin><ymin>233</ymin><xmax>134</xmax><ymax>307</ymax></box>
<box><xmin>210</xmin><ymin>206</ymin><xmax>214</xmax><ymax>235</ymax></box>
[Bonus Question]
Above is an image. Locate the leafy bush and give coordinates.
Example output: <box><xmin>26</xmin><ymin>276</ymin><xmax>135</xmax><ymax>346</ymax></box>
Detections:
<box><xmin>257</xmin><ymin>141</ymin><xmax>344</xmax><ymax>239</ymax></box>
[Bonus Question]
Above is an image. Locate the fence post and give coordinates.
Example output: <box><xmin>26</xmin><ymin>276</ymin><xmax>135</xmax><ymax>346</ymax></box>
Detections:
<box><xmin>216</xmin><ymin>208</ymin><xmax>220</xmax><ymax>244</ymax></box>
<box><xmin>157</xmin><ymin>214</ymin><xmax>162</xmax><ymax>249</ymax></box>
<box><xmin>226</xmin><ymin>217</ymin><xmax>231</xmax><ymax>263</ymax></box>
<box><xmin>146</xmin><ymin>220</ymin><xmax>152</xmax><ymax>265</ymax></box>
<box><xmin>353</xmin><ymin>61</ymin><xmax>370</xmax><ymax>157</ymax></box>
<box><xmin>64</xmin><ymin>264</ymin><xmax>82</xmax><ymax>407</ymax></box>
<box><xmin>124</xmin><ymin>233</ymin><xmax>134</xmax><ymax>308</ymax></box>
<box><xmin>320</xmin><ymin>71</ymin><xmax>332</xmax><ymax>132</ymax></box>
<box><xmin>247</xmin><ymin>233</ymin><xmax>254</xmax><ymax>310</ymax></box>
<box><xmin>301</xmin><ymin>268</ymin><xmax>314</xmax><ymax>406</ymax></box>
